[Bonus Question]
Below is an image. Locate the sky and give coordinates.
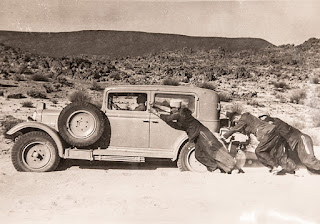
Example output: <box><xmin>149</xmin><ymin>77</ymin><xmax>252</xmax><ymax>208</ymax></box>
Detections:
<box><xmin>0</xmin><ymin>0</ymin><xmax>320</xmax><ymax>45</ymax></box>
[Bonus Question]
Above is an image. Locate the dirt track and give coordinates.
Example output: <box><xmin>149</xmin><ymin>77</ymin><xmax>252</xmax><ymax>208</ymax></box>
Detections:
<box><xmin>1</xmin><ymin>155</ymin><xmax>320</xmax><ymax>224</ymax></box>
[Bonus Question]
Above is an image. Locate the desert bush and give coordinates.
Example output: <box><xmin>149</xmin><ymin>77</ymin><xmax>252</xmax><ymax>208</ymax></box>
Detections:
<box><xmin>109</xmin><ymin>72</ymin><xmax>121</xmax><ymax>81</ymax></box>
<box><xmin>289</xmin><ymin>89</ymin><xmax>306</xmax><ymax>104</ymax></box>
<box><xmin>272</xmin><ymin>81</ymin><xmax>290</xmax><ymax>90</ymax></box>
<box><xmin>0</xmin><ymin>115</ymin><xmax>23</xmax><ymax>136</ymax></box>
<box><xmin>27</xmin><ymin>90</ymin><xmax>47</xmax><ymax>99</ymax></box>
<box><xmin>247</xmin><ymin>99</ymin><xmax>265</xmax><ymax>107</ymax></box>
<box><xmin>309</xmin><ymin>76</ymin><xmax>319</xmax><ymax>84</ymax></box>
<box><xmin>7</xmin><ymin>93</ymin><xmax>26</xmax><ymax>99</ymax></box>
<box><xmin>43</xmin><ymin>84</ymin><xmax>55</xmax><ymax>93</ymax></box>
<box><xmin>218</xmin><ymin>92</ymin><xmax>232</xmax><ymax>102</ymax></box>
<box><xmin>14</xmin><ymin>74</ymin><xmax>25</xmax><ymax>81</ymax></box>
<box><xmin>57</xmin><ymin>76</ymin><xmax>73</xmax><ymax>87</ymax></box>
<box><xmin>312</xmin><ymin>114</ymin><xmax>320</xmax><ymax>127</ymax></box>
<box><xmin>197</xmin><ymin>82</ymin><xmax>216</xmax><ymax>90</ymax></box>
<box><xmin>162</xmin><ymin>78</ymin><xmax>179</xmax><ymax>86</ymax></box>
<box><xmin>90</xmin><ymin>81</ymin><xmax>104</xmax><ymax>91</ymax></box>
<box><xmin>31</xmin><ymin>74</ymin><xmax>49</xmax><ymax>82</ymax></box>
<box><xmin>274</xmin><ymin>93</ymin><xmax>287</xmax><ymax>103</ymax></box>
<box><xmin>69</xmin><ymin>90</ymin><xmax>92</xmax><ymax>103</ymax></box>
<box><xmin>21</xmin><ymin>101</ymin><xmax>34</xmax><ymax>108</ymax></box>
<box><xmin>50</xmin><ymin>98</ymin><xmax>58</xmax><ymax>104</ymax></box>
<box><xmin>0</xmin><ymin>91</ymin><xmax>4</xmax><ymax>96</ymax></box>
<box><xmin>229</xmin><ymin>102</ymin><xmax>244</xmax><ymax>114</ymax></box>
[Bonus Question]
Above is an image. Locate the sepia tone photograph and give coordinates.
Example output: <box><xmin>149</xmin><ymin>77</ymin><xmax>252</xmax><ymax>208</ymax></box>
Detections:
<box><xmin>0</xmin><ymin>0</ymin><xmax>320</xmax><ymax>223</ymax></box>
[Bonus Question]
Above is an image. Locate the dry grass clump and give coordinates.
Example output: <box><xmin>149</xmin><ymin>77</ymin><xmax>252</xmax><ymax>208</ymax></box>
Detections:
<box><xmin>7</xmin><ymin>93</ymin><xmax>26</xmax><ymax>99</ymax></box>
<box><xmin>21</xmin><ymin>101</ymin><xmax>34</xmax><ymax>108</ymax></box>
<box><xmin>0</xmin><ymin>115</ymin><xmax>24</xmax><ymax>137</ymax></box>
<box><xmin>309</xmin><ymin>76</ymin><xmax>319</xmax><ymax>84</ymax></box>
<box><xmin>27</xmin><ymin>90</ymin><xmax>47</xmax><ymax>99</ymax></box>
<box><xmin>272</xmin><ymin>81</ymin><xmax>290</xmax><ymax>90</ymax></box>
<box><xmin>218</xmin><ymin>92</ymin><xmax>232</xmax><ymax>102</ymax></box>
<box><xmin>229</xmin><ymin>102</ymin><xmax>244</xmax><ymax>114</ymax></box>
<box><xmin>90</xmin><ymin>81</ymin><xmax>104</xmax><ymax>91</ymax></box>
<box><xmin>162</xmin><ymin>78</ymin><xmax>179</xmax><ymax>86</ymax></box>
<box><xmin>247</xmin><ymin>99</ymin><xmax>265</xmax><ymax>107</ymax></box>
<box><xmin>289</xmin><ymin>89</ymin><xmax>306</xmax><ymax>104</ymax></box>
<box><xmin>197</xmin><ymin>82</ymin><xmax>216</xmax><ymax>91</ymax></box>
<box><xmin>31</xmin><ymin>74</ymin><xmax>49</xmax><ymax>82</ymax></box>
<box><xmin>57</xmin><ymin>76</ymin><xmax>73</xmax><ymax>87</ymax></box>
<box><xmin>69</xmin><ymin>90</ymin><xmax>92</xmax><ymax>103</ymax></box>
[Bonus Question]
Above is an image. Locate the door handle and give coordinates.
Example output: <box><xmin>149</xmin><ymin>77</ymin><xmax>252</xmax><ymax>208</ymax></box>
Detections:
<box><xmin>152</xmin><ymin>121</ymin><xmax>159</xmax><ymax>123</ymax></box>
<box><xmin>143</xmin><ymin>120</ymin><xmax>149</xmax><ymax>123</ymax></box>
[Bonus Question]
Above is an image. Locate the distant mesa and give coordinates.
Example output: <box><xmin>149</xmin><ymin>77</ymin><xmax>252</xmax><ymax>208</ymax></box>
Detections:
<box><xmin>0</xmin><ymin>30</ymin><xmax>274</xmax><ymax>58</ymax></box>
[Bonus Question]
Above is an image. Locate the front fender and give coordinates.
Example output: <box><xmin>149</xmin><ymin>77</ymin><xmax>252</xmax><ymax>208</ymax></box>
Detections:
<box><xmin>7</xmin><ymin>121</ymin><xmax>64</xmax><ymax>157</ymax></box>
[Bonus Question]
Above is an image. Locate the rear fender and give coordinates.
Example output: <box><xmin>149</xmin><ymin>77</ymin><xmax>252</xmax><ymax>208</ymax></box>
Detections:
<box><xmin>6</xmin><ymin>121</ymin><xmax>64</xmax><ymax>157</ymax></box>
<box><xmin>172</xmin><ymin>135</ymin><xmax>189</xmax><ymax>161</ymax></box>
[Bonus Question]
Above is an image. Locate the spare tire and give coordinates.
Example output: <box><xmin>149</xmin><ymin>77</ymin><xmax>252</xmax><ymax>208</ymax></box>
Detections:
<box><xmin>58</xmin><ymin>102</ymin><xmax>105</xmax><ymax>147</ymax></box>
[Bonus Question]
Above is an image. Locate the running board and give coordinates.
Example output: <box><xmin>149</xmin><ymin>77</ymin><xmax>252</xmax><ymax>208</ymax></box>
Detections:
<box><xmin>63</xmin><ymin>148</ymin><xmax>145</xmax><ymax>162</ymax></box>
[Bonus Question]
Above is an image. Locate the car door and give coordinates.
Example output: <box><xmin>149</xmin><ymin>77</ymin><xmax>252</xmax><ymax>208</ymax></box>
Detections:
<box><xmin>105</xmin><ymin>91</ymin><xmax>150</xmax><ymax>148</ymax></box>
<box><xmin>149</xmin><ymin>92</ymin><xmax>198</xmax><ymax>150</ymax></box>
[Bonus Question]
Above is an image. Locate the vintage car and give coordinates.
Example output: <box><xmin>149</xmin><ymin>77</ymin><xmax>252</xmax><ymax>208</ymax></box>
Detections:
<box><xmin>7</xmin><ymin>85</ymin><xmax>248</xmax><ymax>172</ymax></box>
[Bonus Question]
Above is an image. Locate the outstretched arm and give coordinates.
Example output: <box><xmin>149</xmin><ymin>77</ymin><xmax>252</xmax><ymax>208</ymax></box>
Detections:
<box><xmin>223</xmin><ymin>116</ymin><xmax>247</xmax><ymax>139</ymax></box>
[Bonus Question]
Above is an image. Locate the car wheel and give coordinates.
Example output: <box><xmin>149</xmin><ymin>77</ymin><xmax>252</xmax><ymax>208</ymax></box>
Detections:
<box><xmin>58</xmin><ymin>102</ymin><xmax>105</xmax><ymax>147</ymax></box>
<box><xmin>177</xmin><ymin>142</ymin><xmax>207</xmax><ymax>172</ymax></box>
<box><xmin>11</xmin><ymin>131</ymin><xmax>60</xmax><ymax>172</ymax></box>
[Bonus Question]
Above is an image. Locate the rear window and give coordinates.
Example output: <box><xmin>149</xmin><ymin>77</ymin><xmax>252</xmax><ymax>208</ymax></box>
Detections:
<box><xmin>154</xmin><ymin>93</ymin><xmax>195</xmax><ymax>113</ymax></box>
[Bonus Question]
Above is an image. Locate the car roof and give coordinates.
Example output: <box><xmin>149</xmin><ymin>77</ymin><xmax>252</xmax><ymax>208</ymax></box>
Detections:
<box><xmin>104</xmin><ymin>85</ymin><xmax>217</xmax><ymax>95</ymax></box>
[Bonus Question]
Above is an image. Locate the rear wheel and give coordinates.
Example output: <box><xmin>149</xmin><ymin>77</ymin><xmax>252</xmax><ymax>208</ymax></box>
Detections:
<box><xmin>11</xmin><ymin>131</ymin><xmax>60</xmax><ymax>172</ymax></box>
<box><xmin>177</xmin><ymin>142</ymin><xmax>207</xmax><ymax>172</ymax></box>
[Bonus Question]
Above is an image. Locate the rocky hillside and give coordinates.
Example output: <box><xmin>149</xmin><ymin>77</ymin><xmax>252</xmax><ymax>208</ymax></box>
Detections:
<box><xmin>0</xmin><ymin>30</ymin><xmax>273</xmax><ymax>58</ymax></box>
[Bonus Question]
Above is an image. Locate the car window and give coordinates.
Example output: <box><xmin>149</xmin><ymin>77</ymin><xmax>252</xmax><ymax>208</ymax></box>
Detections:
<box><xmin>154</xmin><ymin>93</ymin><xmax>195</xmax><ymax>113</ymax></box>
<box><xmin>108</xmin><ymin>93</ymin><xmax>148</xmax><ymax>111</ymax></box>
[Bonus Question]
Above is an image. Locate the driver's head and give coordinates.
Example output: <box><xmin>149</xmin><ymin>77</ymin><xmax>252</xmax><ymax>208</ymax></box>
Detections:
<box><xmin>137</xmin><ymin>94</ymin><xmax>147</xmax><ymax>104</ymax></box>
<box><xmin>227</xmin><ymin>111</ymin><xmax>241</xmax><ymax>124</ymax></box>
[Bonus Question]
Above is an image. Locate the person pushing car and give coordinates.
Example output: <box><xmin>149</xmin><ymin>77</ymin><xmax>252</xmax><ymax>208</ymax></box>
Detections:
<box><xmin>222</xmin><ymin>112</ymin><xmax>296</xmax><ymax>175</ymax></box>
<box><xmin>150</xmin><ymin>99</ymin><xmax>244</xmax><ymax>174</ymax></box>
<box><xmin>259</xmin><ymin>113</ymin><xmax>320</xmax><ymax>174</ymax></box>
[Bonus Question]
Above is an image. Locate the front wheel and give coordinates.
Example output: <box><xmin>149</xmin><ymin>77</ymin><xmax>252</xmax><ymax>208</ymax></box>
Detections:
<box><xmin>177</xmin><ymin>142</ymin><xmax>207</xmax><ymax>172</ymax></box>
<box><xmin>11</xmin><ymin>131</ymin><xmax>60</xmax><ymax>172</ymax></box>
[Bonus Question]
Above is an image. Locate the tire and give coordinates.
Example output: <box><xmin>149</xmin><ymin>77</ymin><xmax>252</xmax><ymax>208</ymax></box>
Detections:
<box><xmin>177</xmin><ymin>142</ymin><xmax>207</xmax><ymax>172</ymax></box>
<box><xmin>58</xmin><ymin>102</ymin><xmax>105</xmax><ymax>147</ymax></box>
<box><xmin>11</xmin><ymin>131</ymin><xmax>60</xmax><ymax>172</ymax></box>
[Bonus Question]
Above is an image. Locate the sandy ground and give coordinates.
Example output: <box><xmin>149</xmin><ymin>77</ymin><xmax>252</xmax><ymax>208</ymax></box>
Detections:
<box><xmin>1</xmin><ymin>83</ymin><xmax>320</xmax><ymax>224</ymax></box>
<box><xmin>1</xmin><ymin>155</ymin><xmax>320</xmax><ymax>224</ymax></box>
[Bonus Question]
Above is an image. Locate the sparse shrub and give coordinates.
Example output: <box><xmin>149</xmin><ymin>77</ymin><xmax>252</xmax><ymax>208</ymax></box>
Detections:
<box><xmin>90</xmin><ymin>81</ymin><xmax>104</xmax><ymax>91</ymax></box>
<box><xmin>69</xmin><ymin>90</ymin><xmax>91</xmax><ymax>103</ymax></box>
<box><xmin>312</xmin><ymin>114</ymin><xmax>320</xmax><ymax>127</ymax></box>
<box><xmin>50</xmin><ymin>98</ymin><xmax>58</xmax><ymax>104</ymax></box>
<box><xmin>27</xmin><ymin>90</ymin><xmax>47</xmax><ymax>99</ymax></box>
<box><xmin>197</xmin><ymin>82</ymin><xmax>216</xmax><ymax>90</ymax></box>
<box><xmin>57</xmin><ymin>76</ymin><xmax>73</xmax><ymax>87</ymax></box>
<box><xmin>43</xmin><ymin>84</ymin><xmax>55</xmax><ymax>93</ymax></box>
<box><xmin>272</xmin><ymin>81</ymin><xmax>290</xmax><ymax>90</ymax></box>
<box><xmin>0</xmin><ymin>91</ymin><xmax>4</xmax><ymax>96</ymax></box>
<box><xmin>162</xmin><ymin>78</ymin><xmax>179</xmax><ymax>86</ymax></box>
<box><xmin>247</xmin><ymin>99</ymin><xmax>265</xmax><ymax>107</ymax></box>
<box><xmin>21</xmin><ymin>101</ymin><xmax>34</xmax><ymax>108</ymax></box>
<box><xmin>0</xmin><ymin>115</ymin><xmax>23</xmax><ymax>137</ymax></box>
<box><xmin>109</xmin><ymin>72</ymin><xmax>121</xmax><ymax>81</ymax></box>
<box><xmin>275</xmin><ymin>93</ymin><xmax>287</xmax><ymax>103</ymax></box>
<box><xmin>289</xmin><ymin>89</ymin><xmax>307</xmax><ymax>104</ymax></box>
<box><xmin>7</xmin><ymin>93</ymin><xmax>26</xmax><ymax>99</ymax></box>
<box><xmin>31</xmin><ymin>74</ymin><xmax>49</xmax><ymax>82</ymax></box>
<box><xmin>229</xmin><ymin>102</ymin><xmax>244</xmax><ymax>114</ymax></box>
<box><xmin>309</xmin><ymin>76</ymin><xmax>319</xmax><ymax>84</ymax></box>
<box><xmin>219</xmin><ymin>92</ymin><xmax>232</xmax><ymax>102</ymax></box>
<box><xmin>14</xmin><ymin>74</ymin><xmax>25</xmax><ymax>81</ymax></box>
